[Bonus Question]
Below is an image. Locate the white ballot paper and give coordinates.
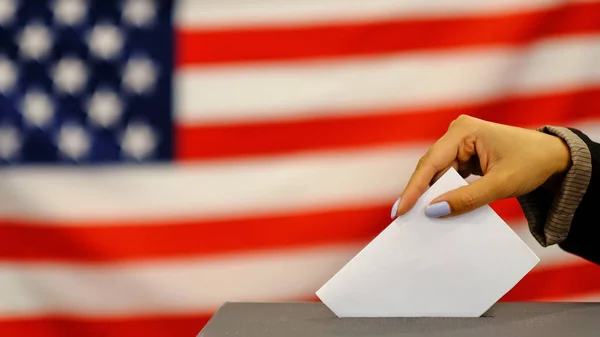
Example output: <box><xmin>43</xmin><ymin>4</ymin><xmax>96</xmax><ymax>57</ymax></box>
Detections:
<box><xmin>316</xmin><ymin>167</ymin><xmax>539</xmax><ymax>318</ymax></box>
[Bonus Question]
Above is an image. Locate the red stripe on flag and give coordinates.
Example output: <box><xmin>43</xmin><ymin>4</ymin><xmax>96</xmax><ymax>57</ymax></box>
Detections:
<box><xmin>177</xmin><ymin>87</ymin><xmax>600</xmax><ymax>161</ymax></box>
<box><xmin>501</xmin><ymin>260</ymin><xmax>600</xmax><ymax>301</ymax></box>
<box><xmin>177</xmin><ymin>2</ymin><xmax>600</xmax><ymax>66</ymax></box>
<box><xmin>0</xmin><ymin>199</ymin><xmax>522</xmax><ymax>262</ymax></box>
<box><xmin>0</xmin><ymin>314</ymin><xmax>211</xmax><ymax>337</ymax></box>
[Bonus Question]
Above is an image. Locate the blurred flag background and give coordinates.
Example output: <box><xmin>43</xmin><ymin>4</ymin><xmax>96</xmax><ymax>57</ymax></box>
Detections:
<box><xmin>2</xmin><ymin>0</ymin><xmax>600</xmax><ymax>336</ymax></box>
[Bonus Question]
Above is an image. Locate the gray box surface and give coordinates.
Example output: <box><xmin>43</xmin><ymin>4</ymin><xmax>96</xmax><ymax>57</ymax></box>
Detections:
<box><xmin>198</xmin><ymin>302</ymin><xmax>600</xmax><ymax>337</ymax></box>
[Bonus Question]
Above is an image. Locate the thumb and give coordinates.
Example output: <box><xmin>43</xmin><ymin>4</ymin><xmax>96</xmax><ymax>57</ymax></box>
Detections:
<box><xmin>424</xmin><ymin>173</ymin><xmax>506</xmax><ymax>218</ymax></box>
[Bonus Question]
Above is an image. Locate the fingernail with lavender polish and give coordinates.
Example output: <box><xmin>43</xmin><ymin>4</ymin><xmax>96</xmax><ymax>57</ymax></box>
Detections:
<box><xmin>391</xmin><ymin>198</ymin><xmax>400</xmax><ymax>219</ymax></box>
<box><xmin>425</xmin><ymin>202</ymin><xmax>451</xmax><ymax>218</ymax></box>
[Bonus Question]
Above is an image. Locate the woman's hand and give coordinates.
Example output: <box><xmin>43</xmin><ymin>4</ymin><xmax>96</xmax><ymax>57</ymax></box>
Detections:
<box><xmin>391</xmin><ymin>115</ymin><xmax>572</xmax><ymax>219</ymax></box>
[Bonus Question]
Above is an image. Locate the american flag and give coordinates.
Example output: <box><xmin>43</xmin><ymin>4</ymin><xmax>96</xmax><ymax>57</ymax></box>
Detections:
<box><xmin>2</xmin><ymin>0</ymin><xmax>600</xmax><ymax>336</ymax></box>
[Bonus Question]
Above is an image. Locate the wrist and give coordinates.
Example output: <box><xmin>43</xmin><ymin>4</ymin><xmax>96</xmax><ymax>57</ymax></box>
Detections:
<box><xmin>550</xmin><ymin>135</ymin><xmax>572</xmax><ymax>175</ymax></box>
<box><xmin>540</xmin><ymin>136</ymin><xmax>571</xmax><ymax>192</ymax></box>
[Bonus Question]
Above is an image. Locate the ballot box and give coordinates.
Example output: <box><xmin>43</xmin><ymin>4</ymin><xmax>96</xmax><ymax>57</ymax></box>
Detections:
<box><xmin>198</xmin><ymin>302</ymin><xmax>600</xmax><ymax>337</ymax></box>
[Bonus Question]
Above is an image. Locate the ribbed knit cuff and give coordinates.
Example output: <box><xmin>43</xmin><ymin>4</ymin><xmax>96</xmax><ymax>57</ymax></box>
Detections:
<box><xmin>516</xmin><ymin>126</ymin><xmax>592</xmax><ymax>247</ymax></box>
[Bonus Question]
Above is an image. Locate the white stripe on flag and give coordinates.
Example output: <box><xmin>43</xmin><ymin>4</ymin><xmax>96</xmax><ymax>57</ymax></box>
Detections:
<box><xmin>176</xmin><ymin>35</ymin><xmax>600</xmax><ymax>124</ymax></box>
<box><xmin>175</xmin><ymin>0</ymin><xmax>597</xmax><ymax>28</ymax></box>
<box><xmin>0</xmin><ymin>145</ymin><xmax>418</xmax><ymax>222</ymax></box>
<box><xmin>0</xmin><ymin>245</ymin><xmax>362</xmax><ymax>317</ymax></box>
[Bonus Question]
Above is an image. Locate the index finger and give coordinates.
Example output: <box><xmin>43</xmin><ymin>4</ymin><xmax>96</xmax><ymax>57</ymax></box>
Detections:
<box><xmin>393</xmin><ymin>134</ymin><xmax>460</xmax><ymax>217</ymax></box>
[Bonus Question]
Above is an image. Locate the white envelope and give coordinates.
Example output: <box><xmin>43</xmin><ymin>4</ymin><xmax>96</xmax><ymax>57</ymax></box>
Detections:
<box><xmin>316</xmin><ymin>167</ymin><xmax>539</xmax><ymax>317</ymax></box>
